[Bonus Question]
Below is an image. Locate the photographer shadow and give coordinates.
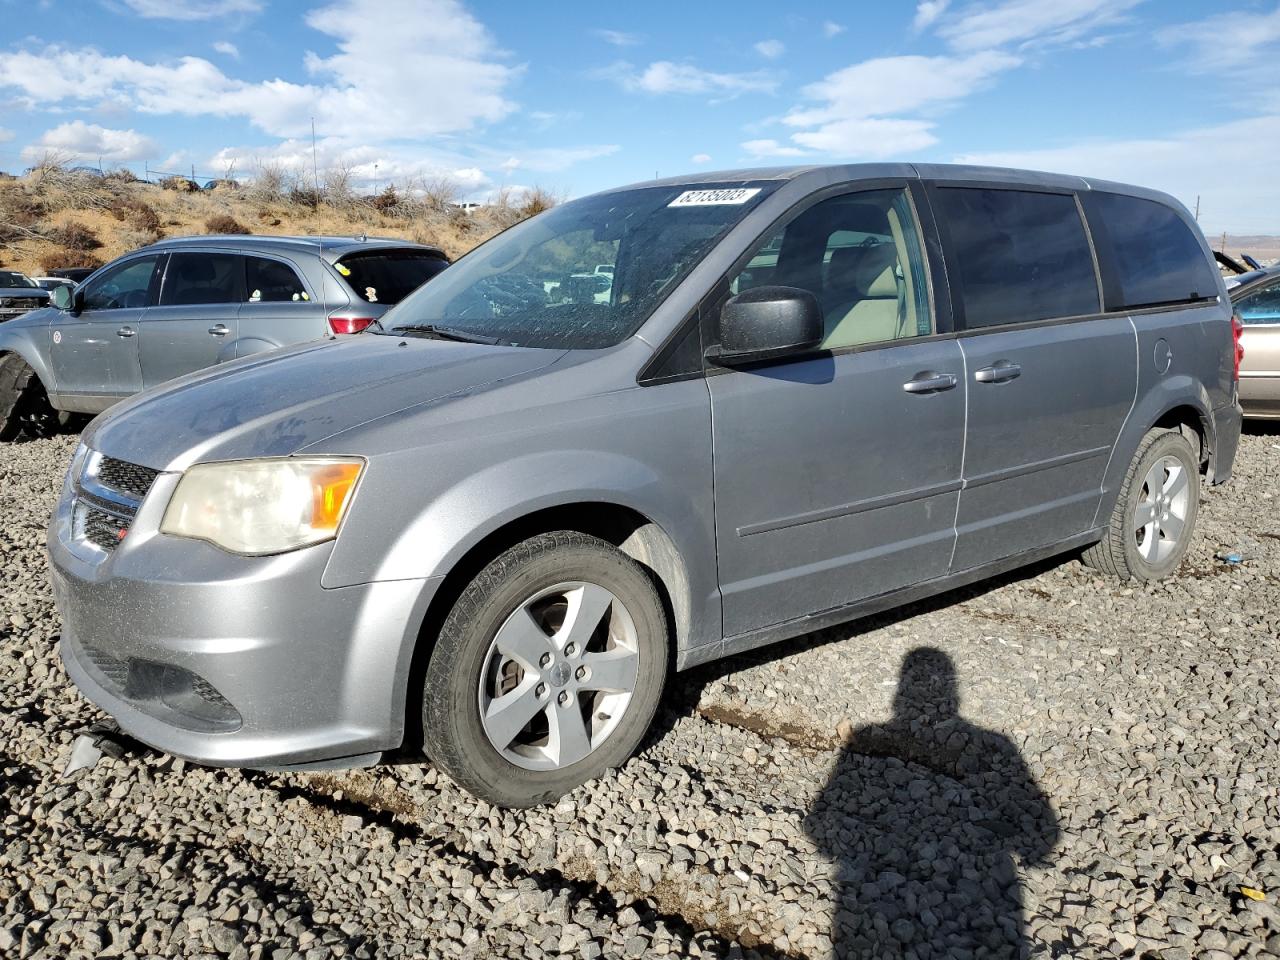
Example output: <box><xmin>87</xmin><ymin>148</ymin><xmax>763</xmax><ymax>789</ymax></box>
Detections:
<box><xmin>806</xmin><ymin>647</ymin><xmax>1060</xmax><ymax>959</ymax></box>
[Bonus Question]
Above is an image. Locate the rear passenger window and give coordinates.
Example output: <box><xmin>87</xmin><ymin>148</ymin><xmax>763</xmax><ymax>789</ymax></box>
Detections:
<box><xmin>246</xmin><ymin>256</ymin><xmax>309</xmax><ymax>302</ymax></box>
<box><xmin>935</xmin><ymin>187</ymin><xmax>1099</xmax><ymax>328</ymax></box>
<box><xmin>160</xmin><ymin>253</ymin><xmax>243</xmax><ymax>306</ymax></box>
<box><xmin>1238</xmin><ymin>280</ymin><xmax>1280</xmax><ymax>325</ymax></box>
<box><xmin>1086</xmin><ymin>192</ymin><xmax>1219</xmax><ymax>309</ymax></box>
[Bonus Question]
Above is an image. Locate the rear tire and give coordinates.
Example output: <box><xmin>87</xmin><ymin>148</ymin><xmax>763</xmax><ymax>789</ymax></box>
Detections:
<box><xmin>1082</xmin><ymin>429</ymin><xmax>1200</xmax><ymax>580</ymax></box>
<box><xmin>0</xmin><ymin>354</ymin><xmax>61</xmax><ymax>441</ymax></box>
<box><xmin>422</xmin><ymin>531</ymin><xmax>668</xmax><ymax>808</ymax></box>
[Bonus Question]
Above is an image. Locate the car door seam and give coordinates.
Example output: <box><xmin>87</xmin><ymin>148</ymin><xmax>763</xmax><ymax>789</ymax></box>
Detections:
<box><xmin>948</xmin><ymin>339</ymin><xmax>969</xmax><ymax>571</ymax></box>
<box><xmin>1089</xmin><ymin>315</ymin><xmax>1140</xmax><ymax>528</ymax></box>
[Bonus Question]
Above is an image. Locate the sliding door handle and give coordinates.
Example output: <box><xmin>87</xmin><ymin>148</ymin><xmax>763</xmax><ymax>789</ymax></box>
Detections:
<box><xmin>902</xmin><ymin>372</ymin><xmax>958</xmax><ymax>394</ymax></box>
<box><xmin>975</xmin><ymin>360</ymin><xmax>1022</xmax><ymax>383</ymax></box>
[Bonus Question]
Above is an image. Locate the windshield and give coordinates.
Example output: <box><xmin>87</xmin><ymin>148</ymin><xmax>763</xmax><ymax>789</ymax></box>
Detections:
<box><xmin>380</xmin><ymin>182</ymin><xmax>777</xmax><ymax>349</ymax></box>
<box><xmin>335</xmin><ymin>249</ymin><xmax>450</xmax><ymax>305</ymax></box>
<box><xmin>0</xmin><ymin>272</ymin><xmax>37</xmax><ymax>289</ymax></box>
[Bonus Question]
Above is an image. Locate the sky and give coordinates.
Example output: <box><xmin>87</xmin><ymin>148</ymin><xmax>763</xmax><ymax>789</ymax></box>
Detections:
<box><xmin>0</xmin><ymin>0</ymin><xmax>1278</xmax><ymax>234</ymax></box>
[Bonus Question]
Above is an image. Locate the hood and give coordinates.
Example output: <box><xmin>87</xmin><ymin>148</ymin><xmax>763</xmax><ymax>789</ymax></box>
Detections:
<box><xmin>86</xmin><ymin>334</ymin><xmax>566</xmax><ymax>470</ymax></box>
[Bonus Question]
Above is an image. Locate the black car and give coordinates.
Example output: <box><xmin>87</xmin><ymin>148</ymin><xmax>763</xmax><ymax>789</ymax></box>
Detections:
<box><xmin>0</xmin><ymin>272</ymin><xmax>50</xmax><ymax>322</ymax></box>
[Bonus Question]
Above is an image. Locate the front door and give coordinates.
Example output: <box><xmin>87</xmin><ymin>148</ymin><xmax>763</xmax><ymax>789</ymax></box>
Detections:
<box><xmin>140</xmin><ymin>251</ymin><xmax>244</xmax><ymax>388</ymax></box>
<box><xmin>708</xmin><ymin>185</ymin><xmax>967</xmax><ymax>638</ymax></box>
<box><xmin>929</xmin><ymin>184</ymin><xmax>1138</xmax><ymax>571</ymax></box>
<box><xmin>49</xmin><ymin>254</ymin><xmax>162</xmax><ymax>405</ymax></box>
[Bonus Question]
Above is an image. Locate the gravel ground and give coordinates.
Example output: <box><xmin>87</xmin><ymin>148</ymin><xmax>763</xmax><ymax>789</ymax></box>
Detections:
<box><xmin>3</xmin><ymin>428</ymin><xmax>1280</xmax><ymax>959</ymax></box>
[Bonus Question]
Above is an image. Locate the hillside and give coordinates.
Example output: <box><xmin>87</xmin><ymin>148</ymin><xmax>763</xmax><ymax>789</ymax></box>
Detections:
<box><xmin>0</xmin><ymin>163</ymin><xmax>551</xmax><ymax>278</ymax></box>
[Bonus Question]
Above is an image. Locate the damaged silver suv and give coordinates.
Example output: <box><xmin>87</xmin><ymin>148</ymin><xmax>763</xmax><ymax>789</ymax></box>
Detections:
<box><xmin>50</xmin><ymin>164</ymin><xmax>1242</xmax><ymax>807</ymax></box>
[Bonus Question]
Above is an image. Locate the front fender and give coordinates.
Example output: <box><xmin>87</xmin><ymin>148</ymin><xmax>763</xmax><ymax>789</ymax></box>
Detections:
<box><xmin>0</xmin><ymin>313</ymin><xmax>57</xmax><ymax>397</ymax></box>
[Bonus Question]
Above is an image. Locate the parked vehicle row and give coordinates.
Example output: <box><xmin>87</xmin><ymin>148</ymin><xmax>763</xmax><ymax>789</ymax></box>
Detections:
<box><xmin>1229</xmin><ymin>262</ymin><xmax>1280</xmax><ymax>419</ymax></box>
<box><xmin>0</xmin><ymin>270</ymin><xmax>51</xmax><ymax>322</ymax></box>
<box><xmin>46</xmin><ymin>162</ymin><xmax>1241</xmax><ymax>808</ymax></box>
<box><xmin>0</xmin><ymin>235</ymin><xmax>448</xmax><ymax>439</ymax></box>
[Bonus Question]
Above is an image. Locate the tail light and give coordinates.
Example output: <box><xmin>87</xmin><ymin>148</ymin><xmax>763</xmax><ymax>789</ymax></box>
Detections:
<box><xmin>328</xmin><ymin>314</ymin><xmax>376</xmax><ymax>335</ymax></box>
<box><xmin>1232</xmin><ymin>311</ymin><xmax>1244</xmax><ymax>382</ymax></box>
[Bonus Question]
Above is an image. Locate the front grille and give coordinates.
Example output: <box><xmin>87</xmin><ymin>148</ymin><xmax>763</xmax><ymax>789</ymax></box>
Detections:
<box><xmin>82</xmin><ymin>645</ymin><xmax>130</xmax><ymax>691</ymax></box>
<box><xmin>96</xmin><ymin>457</ymin><xmax>160</xmax><ymax>501</ymax></box>
<box><xmin>82</xmin><ymin>507</ymin><xmax>129</xmax><ymax>552</ymax></box>
<box><xmin>191</xmin><ymin>675</ymin><xmax>235</xmax><ymax>710</ymax></box>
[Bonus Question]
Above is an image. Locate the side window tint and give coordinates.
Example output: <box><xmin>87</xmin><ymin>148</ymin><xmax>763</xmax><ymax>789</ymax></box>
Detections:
<box><xmin>80</xmin><ymin>256</ymin><xmax>161</xmax><ymax>311</ymax></box>
<box><xmin>1239</xmin><ymin>280</ymin><xmax>1280</xmax><ymax>325</ymax></box>
<box><xmin>246</xmin><ymin>257</ymin><xmax>309</xmax><ymax>302</ymax></box>
<box><xmin>1087</xmin><ymin>193</ymin><xmax>1219</xmax><ymax>309</ymax></box>
<box><xmin>160</xmin><ymin>253</ymin><xmax>243</xmax><ymax>306</ymax></box>
<box><xmin>935</xmin><ymin>187</ymin><xmax>1099</xmax><ymax>328</ymax></box>
<box><xmin>729</xmin><ymin>188</ymin><xmax>931</xmax><ymax>349</ymax></box>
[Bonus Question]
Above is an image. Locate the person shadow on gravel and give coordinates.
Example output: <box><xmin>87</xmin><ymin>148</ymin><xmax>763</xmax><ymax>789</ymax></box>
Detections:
<box><xmin>806</xmin><ymin>647</ymin><xmax>1060</xmax><ymax>959</ymax></box>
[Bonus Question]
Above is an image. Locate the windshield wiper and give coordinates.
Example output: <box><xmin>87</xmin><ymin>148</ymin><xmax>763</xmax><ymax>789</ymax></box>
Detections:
<box><xmin>390</xmin><ymin>323</ymin><xmax>505</xmax><ymax>345</ymax></box>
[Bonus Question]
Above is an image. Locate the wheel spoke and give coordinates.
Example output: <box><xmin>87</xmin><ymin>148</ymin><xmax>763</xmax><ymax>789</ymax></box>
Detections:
<box><xmin>1163</xmin><ymin>464</ymin><xmax>1189</xmax><ymax>501</ymax></box>
<box><xmin>549</xmin><ymin>697</ymin><xmax>592</xmax><ymax>766</ymax></box>
<box><xmin>1139</xmin><ymin>523</ymin><xmax>1160</xmax><ymax>561</ymax></box>
<box><xmin>481</xmin><ymin>679</ymin><xmax>545</xmax><ymax>751</ymax></box>
<box><xmin>494</xmin><ymin>607</ymin><xmax>554</xmax><ymax>671</ymax></box>
<box><xmin>1143</xmin><ymin>462</ymin><xmax>1166</xmax><ymax>495</ymax></box>
<box><xmin>1134</xmin><ymin>500</ymin><xmax>1156</xmax><ymax>530</ymax></box>
<box><xmin>580</xmin><ymin>648</ymin><xmax>639</xmax><ymax>693</ymax></box>
<box><xmin>560</xmin><ymin>583</ymin><xmax>614</xmax><ymax>651</ymax></box>
<box><xmin>1160</xmin><ymin>511</ymin><xmax>1185</xmax><ymax>544</ymax></box>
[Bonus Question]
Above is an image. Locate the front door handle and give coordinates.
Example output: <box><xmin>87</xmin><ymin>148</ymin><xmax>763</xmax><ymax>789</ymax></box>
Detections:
<box><xmin>902</xmin><ymin>371</ymin><xmax>958</xmax><ymax>394</ymax></box>
<box><xmin>975</xmin><ymin>360</ymin><xmax>1022</xmax><ymax>384</ymax></box>
<box><xmin>116</xmin><ymin>326</ymin><xmax>135</xmax><ymax>338</ymax></box>
<box><xmin>208</xmin><ymin>324</ymin><xmax>229</xmax><ymax>336</ymax></box>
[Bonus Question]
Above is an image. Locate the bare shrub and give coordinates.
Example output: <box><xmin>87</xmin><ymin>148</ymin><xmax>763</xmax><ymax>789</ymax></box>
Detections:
<box><xmin>204</xmin><ymin>213</ymin><xmax>250</xmax><ymax>235</ymax></box>
<box><xmin>104</xmin><ymin>168</ymin><xmax>139</xmax><ymax>185</ymax></box>
<box><xmin>111</xmin><ymin>197</ymin><xmax>163</xmax><ymax>239</ymax></box>
<box><xmin>47</xmin><ymin>221</ymin><xmax>102</xmax><ymax>251</ymax></box>
<box><xmin>518</xmin><ymin>186</ymin><xmax>558</xmax><ymax>219</ymax></box>
<box><xmin>418</xmin><ymin>175</ymin><xmax>461</xmax><ymax>214</ymax></box>
<box><xmin>322</xmin><ymin>164</ymin><xmax>356</xmax><ymax>207</ymax></box>
<box><xmin>372</xmin><ymin>185</ymin><xmax>401</xmax><ymax>214</ymax></box>
<box><xmin>248</xmin><ymin>161</ymin><xmax>289</xmax><ymax>203</ymax></box>
<box><xmin>43</xmin><ymin>247</ymin><xmax>104</xmax><ymax>271</ymax></box>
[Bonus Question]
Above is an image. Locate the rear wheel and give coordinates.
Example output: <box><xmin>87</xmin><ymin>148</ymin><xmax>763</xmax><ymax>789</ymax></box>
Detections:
<box><xmin>0</xmin><ymin>354</ymin><xmax>61</xmax><ymax>441</ymax></box>
<box><xmin>422</xmin><ymin>531</ymin><xmax>668</xmax><ymax>807</ymax></box>
<box><xmin>1082</xmin><ymin>429</ymin><xmax>1200</xmax><ymax>580</ymax></box>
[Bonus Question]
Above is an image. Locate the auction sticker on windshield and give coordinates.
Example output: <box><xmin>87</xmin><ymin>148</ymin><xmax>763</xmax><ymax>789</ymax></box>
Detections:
<box><xmin>668</xmin><ymin>188</ymin><xmax>762</xmax><ymax>207</ymax></box>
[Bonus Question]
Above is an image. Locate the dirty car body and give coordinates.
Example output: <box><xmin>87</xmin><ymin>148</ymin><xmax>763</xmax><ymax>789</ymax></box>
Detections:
<box><xmin>1230</xmin><ymin>264</ymin><xmax>1280</xmax><ymax>419</ymax></box>
<box><xmin>49</xmin><ymin>163</ymin><xmax>1242</xmax><ymax>805</ymax></box>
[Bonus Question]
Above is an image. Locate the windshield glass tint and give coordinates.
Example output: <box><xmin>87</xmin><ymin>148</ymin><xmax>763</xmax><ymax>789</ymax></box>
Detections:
<box><xmin>337</xmin><ymin>250</ymin><xmax>449</xmax><ymax>305</ymax></box>
<box><xmin>383</xmin><ymin>182</ymin><xmax>776</xmax><ymax>349</ymax></box>
<box><xmin>0</xmin><ymin>272</ymin><xmax>36</xmax><ymax>289</ymax></box>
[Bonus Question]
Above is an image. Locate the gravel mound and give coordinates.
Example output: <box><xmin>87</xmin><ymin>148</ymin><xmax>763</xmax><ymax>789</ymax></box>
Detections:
<box><xmin>3</xmin><ymin>428</ymin><xmax>1279</xmax><ymax>959</ymax></box>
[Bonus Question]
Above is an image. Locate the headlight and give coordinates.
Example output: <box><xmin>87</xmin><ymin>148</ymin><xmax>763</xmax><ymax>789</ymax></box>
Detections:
<box><xmin>161</xmin><ymin>457</ymin><xmax>363</xmax><ymax>555</ymax></box>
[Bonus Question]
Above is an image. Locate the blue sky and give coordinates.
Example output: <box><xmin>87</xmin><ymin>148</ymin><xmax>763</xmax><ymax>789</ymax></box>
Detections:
<box><xmin>1</xmin><ymin>0</ymin><xmax>1277</xmax><ymax>233</ymax></box>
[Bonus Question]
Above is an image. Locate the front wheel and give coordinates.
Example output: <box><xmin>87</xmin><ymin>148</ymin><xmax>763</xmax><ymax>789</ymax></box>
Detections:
<box><xmin>1082</xmin><ymin>428</ymin><xmax>1200</xmax><ymax>580</ymax></box>
<box><xmin>0</xmin><ymin>354</ymin><xmax>62</xmax><ymax>441</ymax></box>
<box><xmin>422</xmin><ymin>531</ymin><xmax>668</xmax><ymax>807</ymax></box>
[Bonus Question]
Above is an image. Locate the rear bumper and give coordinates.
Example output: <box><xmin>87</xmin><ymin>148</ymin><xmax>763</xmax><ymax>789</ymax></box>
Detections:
<box><xmin>1209</xmin><ymin>398</ymin><xmax>1243</xmax><ymax>484</ymax></box>
<box><xmin>50</xmin><ymin>484</ymin><xmax>441</xmax><ymax>767</ymax></box>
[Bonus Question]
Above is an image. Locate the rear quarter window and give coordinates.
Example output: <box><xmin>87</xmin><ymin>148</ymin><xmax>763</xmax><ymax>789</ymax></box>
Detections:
<box><xmin>1085</xmin><ymin>192</ymin><xmax>1219</xmax><ymax>309</ymax></box>
<box><xmin>335</xmin><ymin>249</ymin><xmax>449</xmax><ymax>305</ymax></box>
<box><xmin>934</xmin><ymin>187</ymin><xmax>1100</xmax><ymax>328</ymax></box>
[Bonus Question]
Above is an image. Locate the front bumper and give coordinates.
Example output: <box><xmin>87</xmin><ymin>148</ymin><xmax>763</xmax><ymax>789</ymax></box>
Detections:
<box><xmin>49</xmin><ymin>469</ymin><xmax>441</xmax><ymax>768</ymax></box>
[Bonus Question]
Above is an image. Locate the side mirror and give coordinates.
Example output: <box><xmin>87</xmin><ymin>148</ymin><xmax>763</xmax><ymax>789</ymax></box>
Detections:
<box><xmin>50</xmin><ymin>284</ymin><xmax>73</xmax><ymax>311</ymax></box>
<box><xmin>713</xmin><ymin>286</ymin><xmax>824</xmax><ymax>365</ymax></box>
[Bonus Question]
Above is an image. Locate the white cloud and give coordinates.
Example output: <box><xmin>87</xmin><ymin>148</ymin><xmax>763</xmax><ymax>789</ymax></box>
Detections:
<box><xmin>595</xmin><ymin>28</ymin><xmax>641</xmax><ymax>47</ymax></box>
<box><xmin>22</xmin><ymin>120</ymin><xmax>157</xmax><ymax>163</ymax></box>
<box><xmin>609</xmin><ymin>60</ymin><xmax>777</xmax><ymax>98</ymax></box>
<box><xmin>937</xmin><ymin>0</ymin><xmax>1143</xmax><ymax>52</ymax></box>
<box><xmin>754</xmin><ymin>39</ymin><xmax>785</xmax><ymax>60</ymax></box>
<box><xmin>742</xmin><ymin>139</ymin><xmax>807</xmax><ymax>158</ymax></box>
<box><xmin>212</xmin><ymin>41</ymin><xmax>239</xmax><ymax>58</ymax></box>
<box><xmin>492</xmin><ymin>144</ymin><xmax>620</xmax><ymax>173</ymax></box>
<box><xmin>120</xmin><ymin>0</ymin><xmax>261</xmax><ymax>19</ymax></box>
<box><xmin>0</xmin><ymin>0</ymin><xmax>518</xmax><ymax>141</ymax></box>
<box><xmin>690</xmin><ymin>152</ymin><xmax>712</xmax><ymax>164</ymax></box>
<box><xmin>0</xmin><ymin>127</ymin><xmax>12</xmax><ymax>144</ymax></box>
<box><xmin>1158</xmin><ymin>5</ymin><xmax>1280</xmax><ymax>75</ymax></box>
<box><xmin>954</xmin><ymin>114</ymin><xmax>1280</xmax><ymax>234</ymax></box>
<box><xmin>822</xmin><ymin>21</ymin><xmax>846</xmax><ymax>38</ymax></box>
<box><xmin>913</xmin><ymin>1</ymin><xmax>950</xmax><ymax>32</ymax></box>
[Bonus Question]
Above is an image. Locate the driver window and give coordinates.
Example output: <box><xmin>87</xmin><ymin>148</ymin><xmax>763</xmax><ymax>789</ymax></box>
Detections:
<box><xmin>730</xmin><ymin>188</ymin><xmax>931</xmax><ymax>349</ymax></box>
<box><xmin>80</xmin><ymin>255</ymin><xmax>162</xmax><ymax>312</ymax></box>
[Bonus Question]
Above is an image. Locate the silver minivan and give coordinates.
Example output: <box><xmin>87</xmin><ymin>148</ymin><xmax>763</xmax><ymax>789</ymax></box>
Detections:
<box><xmin>0</xmin><ymin>235</ymin><xmax>447</xmax><ymax>439</ymax></box>
<box><xmin>49</xmin><ymin>164</ymin><xmax>1242</xmax><ymax>807</ymax></box>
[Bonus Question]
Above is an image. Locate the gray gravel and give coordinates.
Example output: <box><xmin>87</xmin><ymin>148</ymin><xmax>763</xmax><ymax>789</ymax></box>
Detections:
<box><xmin>3</xmin><ymin>428</ymin><xmax>1280</xmax><ymax>959</ymax></box>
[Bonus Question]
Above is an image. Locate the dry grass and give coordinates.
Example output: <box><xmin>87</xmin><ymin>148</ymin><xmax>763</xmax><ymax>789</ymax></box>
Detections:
<box><xmin>0</xmin><ymin>160</ymin><xmax>554</xmax><ymax>275</ymax></box>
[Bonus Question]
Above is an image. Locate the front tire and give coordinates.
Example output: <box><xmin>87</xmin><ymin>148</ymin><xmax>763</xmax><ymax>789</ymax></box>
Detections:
<box><xmin>1082</xmin><ymin>428</ymin><xmax>1200</xmax><ymax>580</ymax></box>
<box><xmin>0</xmin><ymin>354</ymin><xmax>61</xmax><ymax>441</ymax></box>
<box><xmin>422</xmin><ymin>531</ymin><xmax>668</xmax><ymax>808</ymax></box>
